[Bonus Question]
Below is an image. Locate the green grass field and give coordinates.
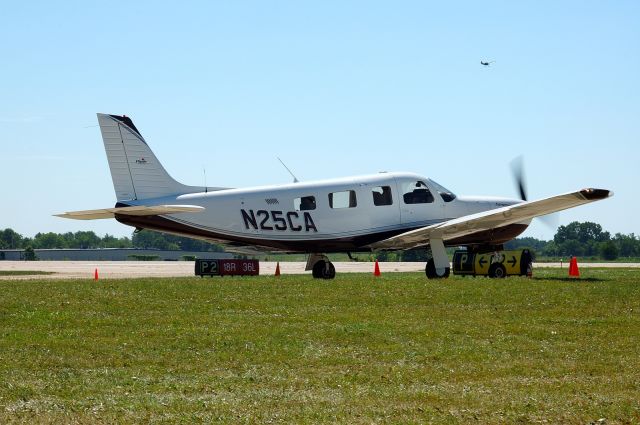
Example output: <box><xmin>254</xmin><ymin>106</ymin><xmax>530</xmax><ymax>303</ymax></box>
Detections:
<box><xmin>1</xmin><ymin>269</ymin><xmax>639</xmax><ymax>424</ymax></box>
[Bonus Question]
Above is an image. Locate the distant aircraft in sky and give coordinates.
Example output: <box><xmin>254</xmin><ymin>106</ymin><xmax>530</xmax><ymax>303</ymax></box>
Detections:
<box><xmin>480</xmin><ymin>60</ymin><xmax>494</xmax><ymax>66</ymax></box>
<box><xmin>56</xmin><ymin>114</ymin><xmax>612</xmax><ymax>279</ymax></box>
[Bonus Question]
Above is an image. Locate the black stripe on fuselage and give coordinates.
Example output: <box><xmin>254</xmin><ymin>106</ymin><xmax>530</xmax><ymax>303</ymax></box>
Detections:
<box><xmin>115</xmin><ymin>212</ymin><xmax>528</xmax><ymax>253</ymax></box>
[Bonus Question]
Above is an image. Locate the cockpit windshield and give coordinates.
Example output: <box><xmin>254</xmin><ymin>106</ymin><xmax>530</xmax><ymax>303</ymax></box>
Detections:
<box><xmin>428</xmin><ymin>179</ymin><xmax>457</xmax><ymax>202</ymax></box>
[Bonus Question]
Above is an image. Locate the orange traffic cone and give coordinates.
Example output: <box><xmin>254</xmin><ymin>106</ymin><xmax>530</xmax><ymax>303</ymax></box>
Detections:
<box><xmin>374</xmin><ymin>260</ymin><xmax>381</xmax><ymax>277</ymax></box>
<box><xmin>274</xmin><ymin>262</ymin><xmax>281</xmax><ymax>277</ymax></box>
<box><xmin>94</xmin><ymin>268</ymin><xmax>99</xmax><ymax>281</ymax></box>
<box><xmin>568</xmin><ymin>257</ymin><xmax>580</xmax><ymax>277</ymax></box>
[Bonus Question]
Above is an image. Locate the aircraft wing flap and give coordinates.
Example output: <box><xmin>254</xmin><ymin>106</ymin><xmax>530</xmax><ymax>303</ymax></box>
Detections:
<box><xmin>370</xmin><ymin>188</ymin><xmax>612</xmax><ymax>250</ymax></box>
<box><xmin>54</xmin><ymin>205</ymin><xmax>205</xmax><ymax>220</ymax></box>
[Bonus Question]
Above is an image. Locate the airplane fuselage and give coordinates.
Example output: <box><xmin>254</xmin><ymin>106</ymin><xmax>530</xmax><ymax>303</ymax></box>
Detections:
<box><xmin>114</xmin><ymin>171</ymin><xmax>526</xmax><ymax>252</ymax></box>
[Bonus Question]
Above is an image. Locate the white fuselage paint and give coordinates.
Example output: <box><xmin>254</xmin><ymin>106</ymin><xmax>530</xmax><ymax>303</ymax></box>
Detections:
<box><xmin>120</xmin><ymin>172</ymin><xmax>527</xmax><ymax>250</ymax></box>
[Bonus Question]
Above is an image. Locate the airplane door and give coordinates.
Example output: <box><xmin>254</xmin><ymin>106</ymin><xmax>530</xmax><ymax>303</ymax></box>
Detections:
<box><xmin>350</xmin><ymin>183</ymin><xmax>401</xmax><ymax>232</ymax></box>
<box><xmin>395</xmin><ymin>178</ymin><xmax>445</xmax><ymax>225</ymax></box>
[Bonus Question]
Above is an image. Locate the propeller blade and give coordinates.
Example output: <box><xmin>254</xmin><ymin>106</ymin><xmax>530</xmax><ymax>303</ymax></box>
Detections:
<box><xmin>510</xmin><ymin>155</ymin><xmax>527</xmax><ymax>201</ymax></box>
<box><xmin>510</xmin><ymin>155</ymin><xmax>558</xmax><ymax>229</ymax></box>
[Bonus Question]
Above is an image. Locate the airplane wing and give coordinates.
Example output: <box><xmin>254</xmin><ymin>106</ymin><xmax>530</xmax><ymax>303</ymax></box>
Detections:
<box><xmin>54</xmin><ymin>205</ymin><xmax>205</xmax><ymax>220</ymax></box>
<box><xmin>369</xmin><ymin>188</ymin><xmax>612</xmax><ymax>250</ymax></box>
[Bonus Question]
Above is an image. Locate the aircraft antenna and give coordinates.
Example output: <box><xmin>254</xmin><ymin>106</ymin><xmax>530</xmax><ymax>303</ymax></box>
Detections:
<box><xmin>277</xmin><ymin>157</ymin><xmax>299</xmax><ymax>183</ymax></box>
<box><xmin>203</xmin><ymin>166</ymin><xmax>207</xmax><ymax>193</ymax></box>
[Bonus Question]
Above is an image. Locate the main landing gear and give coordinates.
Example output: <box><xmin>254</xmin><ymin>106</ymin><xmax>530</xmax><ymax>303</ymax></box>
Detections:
<box><xmin>306</xmin><ymin>242</ymin><xmax>452</xmax><ymax>280</ymax></box>
<box><xmin>425</xmin><ymin>258</ymin><xmax>450</xmax><ymax>279</ymax></box>
<box><xmin>307</xmin><ymin>253</ymin><xmax>336</xmax><ymax>279</ymax></box>
<box><xmin>424</xmin><ymin>238</ymin><xmax>450</xmax><ymax>279</ymax></box>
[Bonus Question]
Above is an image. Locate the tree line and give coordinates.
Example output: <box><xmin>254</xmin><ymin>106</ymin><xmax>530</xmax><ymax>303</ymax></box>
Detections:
<box><xmin>381</xmin><ymin>221</ymin><xmax>638</xmax><ymax>261</ymax></box>
<box><xmin>1</xmin><ymin>221</ymin><xmax>638</xmax><ymax>260</ymax></box>
<box><xmin>0</xmin><ymin>228</ymin><xmax>224</xmax><ymax>252</ymax></box>
<box><xmin>505</xmin><ymin>222</ymin><xmax>635</xmax><ymax>260</ymax></box>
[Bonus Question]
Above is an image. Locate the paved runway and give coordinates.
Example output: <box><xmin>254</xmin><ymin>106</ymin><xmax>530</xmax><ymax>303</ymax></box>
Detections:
<box><xmin>1</xmin><ymin>260</ymin><xmax>638</xmax><ymax>280</ymax></box>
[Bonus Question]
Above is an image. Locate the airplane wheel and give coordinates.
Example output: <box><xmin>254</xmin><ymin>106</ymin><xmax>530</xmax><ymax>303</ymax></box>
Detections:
<box><xmin>324</xmin><ymin>262</ymin><xmax>336</xmax><ymax>279</ymax></box>
<box><xmin>489</xmin><ymin>263</ymin><xmax>506</xmax><ymax>278</ymax></box>
<box><xmin>312</xmin><ymin>260</ymin><xmax>336</xmax><ymax>279</ymax></box>
<box><xmin>425</xmin><ymin>259</ymin><xmax>450</xmax><ymax>279</ymax></box>
<box><xmin>312</xmin><ymin>261</ymin><xmax>324</xmax><ymax>278</ymax></box>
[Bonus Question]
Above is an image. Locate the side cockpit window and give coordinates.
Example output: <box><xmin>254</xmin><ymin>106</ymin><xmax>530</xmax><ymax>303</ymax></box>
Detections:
<box><xmin>402</xmin><ymin>181</ymin><xmax>434</xmax><ymax>204</ymax></box>
<box><xmin>372</xmin><ymin>186</ymin><xmax>393</xmax><ymax>206</ymax></box>
<box><xmin>428</xmin><ymin>179</ymin><xmax>457</xmax><ymax>203</ymax></box>
<box><xmin>294</xmin><ymin>196</ymin><xmax>316</xmax><ymax>211</ymax></box>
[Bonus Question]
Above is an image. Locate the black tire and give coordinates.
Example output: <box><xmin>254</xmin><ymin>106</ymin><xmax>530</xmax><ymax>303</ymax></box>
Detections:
<box><xmin>489</xmin><ymin>263</ymin><xmax>506</xmax><ymax>278</ymax></box>
<box><xmin>324</xmin><ymin>262</ymin><xmax>336</xmax><ymax>279</ymax></box>
<box><xmin>312</xmin><ymin>260</ymin><xmax>325</xmax><ymax>279</ymax></box>
<box><xmin>312</xmin><ymin>260</ymin><xmax>336</xmax><ymax>279</ymax></box>
<box><xmin>425</xmin><ymin>259</ymin><xmax>450</xmax><ymax>279</ymax></box>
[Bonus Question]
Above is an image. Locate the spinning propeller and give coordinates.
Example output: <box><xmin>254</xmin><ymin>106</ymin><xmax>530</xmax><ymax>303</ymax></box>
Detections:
<box><xmin>510</xmin><ymin>155</ymin><xmax>527</xmax><ymax>201</ymax></box>
<box><xmin>510</xmin><ymin>156</ymin><xmax>559</xmax><ymax>228</ymax></box>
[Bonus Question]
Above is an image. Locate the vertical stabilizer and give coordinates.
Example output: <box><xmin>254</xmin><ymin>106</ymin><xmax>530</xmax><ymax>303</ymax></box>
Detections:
<box><xmin>97</xmin><ymin>113</ymin><xmax>202</xmax><ymax>201</ymax></box>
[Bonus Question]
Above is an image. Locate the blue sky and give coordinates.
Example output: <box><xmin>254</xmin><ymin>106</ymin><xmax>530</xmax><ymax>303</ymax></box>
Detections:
<box><xmin>1</xmin><ymin>1</ymin><xmax>638</xmax><ymax>241</ymax></box>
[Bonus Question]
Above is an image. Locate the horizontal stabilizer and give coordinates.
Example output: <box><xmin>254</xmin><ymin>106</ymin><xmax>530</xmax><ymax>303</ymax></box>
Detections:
<box><xmin>54</xmin><ymin>205</ymin><xmax>205</xmax><ymax>220</ymax></box>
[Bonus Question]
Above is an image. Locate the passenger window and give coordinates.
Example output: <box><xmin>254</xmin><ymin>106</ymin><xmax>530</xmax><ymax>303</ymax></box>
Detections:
<box><xmin>372</xmin><ymin>186</ymin><xmax>393</xmax><ymax>206</ymax></box>
<box><xmin>329</xmin><ymin>190</ymin><xmax>357</xmax><ymax>209</ymax></box>
<box><xmin>294</xmin><ymin>196</ymin><xmax>316</xmax><ymax>211</ymax></box>
<box><xmin>402</xmin><ymin>181</ymin><xmax>434</xmax><ymax>204</ymax></box>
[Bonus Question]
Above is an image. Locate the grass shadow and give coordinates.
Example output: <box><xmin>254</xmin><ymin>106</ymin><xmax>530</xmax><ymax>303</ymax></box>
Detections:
<box><xmin>532</xmin><ymin>276</ymin><xmax>606</xmax><ymax>282</ymax></box>
<box><xmin>0</xmin><ymin>271</ymin><xmax>56</xmax><ymax>276</ymax></box>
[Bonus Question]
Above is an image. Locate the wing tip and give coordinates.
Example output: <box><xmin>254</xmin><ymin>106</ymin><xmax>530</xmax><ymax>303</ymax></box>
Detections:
<box><xmin>580</xmin><ymin>188</ymin><xmax>613</xmax><ymax>201</ymax></box>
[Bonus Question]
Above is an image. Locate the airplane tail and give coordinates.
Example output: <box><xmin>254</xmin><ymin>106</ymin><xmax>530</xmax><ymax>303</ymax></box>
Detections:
<box><xmin>97</xmin><ymin>113</ymin><xmax>214</xmax><ymax>201</ymax></box>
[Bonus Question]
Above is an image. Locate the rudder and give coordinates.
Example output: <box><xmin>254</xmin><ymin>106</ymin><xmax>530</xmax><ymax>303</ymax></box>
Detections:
<box><xmin>98</xmin><ymin>113</ymin><xmax>196</xmax><ymax>201</ymax></box>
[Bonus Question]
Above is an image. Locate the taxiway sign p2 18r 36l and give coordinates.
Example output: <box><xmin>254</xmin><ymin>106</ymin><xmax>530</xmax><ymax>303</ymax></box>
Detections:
<box><xmin>195</xmin><ymin>259</ymin><xmax>259</xmax><ymax>277</ymax></box>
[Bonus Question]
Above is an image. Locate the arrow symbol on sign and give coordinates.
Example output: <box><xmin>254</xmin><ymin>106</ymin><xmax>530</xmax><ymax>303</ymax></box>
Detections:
<box><xmin>478</xmin><ymin>257</ymin><xmax>487</xmax><ymax>267</ymax></box>
<box><xmin>508</xmin><ymin>256</ymin><xmax>517</xmax><ymax>267</ymax></box>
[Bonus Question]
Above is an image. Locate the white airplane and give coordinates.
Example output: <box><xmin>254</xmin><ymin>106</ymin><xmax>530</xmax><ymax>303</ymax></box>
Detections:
<box><xmin>56</xmin><ymin>114</ymin><xmax>613</xmax><ymax>279</ymax></box>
